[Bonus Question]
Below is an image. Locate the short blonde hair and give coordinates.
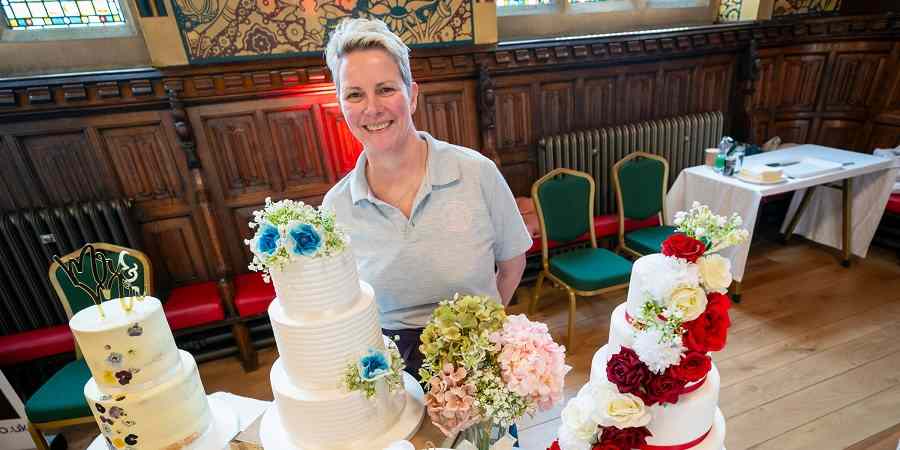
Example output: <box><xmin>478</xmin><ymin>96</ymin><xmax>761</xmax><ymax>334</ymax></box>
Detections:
<box><xmin>324</xmin><ymin>18</ymin><xmax>412</xmax><ymax>94</ymax></box>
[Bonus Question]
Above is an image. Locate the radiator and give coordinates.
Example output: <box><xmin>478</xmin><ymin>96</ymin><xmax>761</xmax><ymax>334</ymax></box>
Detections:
<box><xmin>0</xmin><ymin>199</ymin><xmax>139</xmax><ymax>335</ymax></box>
<box><xmin>538</xmin><ymin>112</ymin><xmax>724</xmax><ymax>215</ymax></box>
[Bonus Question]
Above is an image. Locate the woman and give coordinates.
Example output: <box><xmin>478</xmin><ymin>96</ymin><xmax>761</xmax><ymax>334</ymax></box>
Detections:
<box><xmin>322</xmin><ymin>18</ymin><xmax>532</xmax><ymax>377</ymax></box>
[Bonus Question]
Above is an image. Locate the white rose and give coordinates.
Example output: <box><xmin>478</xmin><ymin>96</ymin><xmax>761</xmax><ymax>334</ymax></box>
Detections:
<box><xmin>594</xmin><ymin>391</ymin><xmax>651</xmax><ymax>429</ymax></box>
<box><xmin>560</xmin><ymin>395</ymin><xmax>599</xmax><ymax>442</ymax></box>
<box><xmin>637</xmin><ymin>255</ymin><xmax>700</xmax><ymax>303</ymax></box>
<box><xmin>697</xmin><ymin>254</ymin><xmax>733</xmax><ymax>293</ymax></box>
<box><xmin>558</xmin><ymin>422</ymin><xmax>593</xmax><ymax>450</ymax></box>
<box><xmin>666</xmin><ymin>285</ymin><xmax>708</xmax><ymax>321</ymax></box>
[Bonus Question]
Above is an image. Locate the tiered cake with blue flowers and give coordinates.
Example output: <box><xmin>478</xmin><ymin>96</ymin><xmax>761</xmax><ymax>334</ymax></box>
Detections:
<box><xmin>247</xmin><ymin>198</ymin><xmax>424</xmax><ymax>450</ymax></box>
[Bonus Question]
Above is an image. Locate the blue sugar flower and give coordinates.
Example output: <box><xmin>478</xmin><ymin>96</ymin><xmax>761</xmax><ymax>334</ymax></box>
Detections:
<box><xmin>357</xmin><ymin>349</ymin><xmax>391</xmax><ymax>382</ymax></box>
<box><xmin>287</xmin><ymin>223</ymin><xmax>322</xmax><ymax>257</ymax></box>
<box><xmin>253</xmin><ymin>222</ymin><xmax>281</xmax><ymax>257</ymax></box>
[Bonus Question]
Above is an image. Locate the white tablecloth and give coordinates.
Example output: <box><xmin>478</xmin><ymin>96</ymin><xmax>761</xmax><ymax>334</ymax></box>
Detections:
<box><xmin>666</xmin><ymin>145</ymin><xmax>897</xmax><ymax>282</ymax></box>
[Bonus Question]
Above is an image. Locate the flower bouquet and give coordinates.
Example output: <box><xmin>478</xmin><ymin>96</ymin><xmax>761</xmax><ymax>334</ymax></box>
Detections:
<box><xmin>244</xmin><ymin>197</ymin><xmax>347</xmax><ymax>279</ymax></box>
<box><xmin>419</xmin><ymin>294</ymin><xmax>571</xmax><ymax>449</ymax></box>
<box><xmin>551</xmin><ymin>202</ymin><xmax>748</xmax><ymax>450</ymax></box>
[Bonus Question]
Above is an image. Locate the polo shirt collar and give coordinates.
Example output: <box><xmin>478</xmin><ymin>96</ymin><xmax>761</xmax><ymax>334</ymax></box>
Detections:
<box><xmin>349</xmin><ymin>131</ymin><xmax>461</xmax><ymax>205</ymax></box>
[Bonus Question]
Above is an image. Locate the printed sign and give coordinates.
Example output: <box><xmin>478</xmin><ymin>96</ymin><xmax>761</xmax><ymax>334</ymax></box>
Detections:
<box><xmin>0</xmin><ymin>370</ymin><xmax>34</xmax><ymax>450</ymax></box>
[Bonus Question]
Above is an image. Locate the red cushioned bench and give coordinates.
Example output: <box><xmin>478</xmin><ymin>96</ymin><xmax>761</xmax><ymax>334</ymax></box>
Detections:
<box><xmin>233</xmin><ymin>272</ymin><xmax>276</xmax><ymax>318</ymax></box>
<box><xmin>888</xmin><ymin>193</ymin><xmax>900</xmax><ymax>216</ymax></box>
<box><xmin>0</xmin><ymin>325</ymin><xmax>74</xmax><ymax>367</ymax></box>
<box><xmin>163</xmin><ymin>281</ymin><xmax>227</xmax><ymax>331</ymax></box>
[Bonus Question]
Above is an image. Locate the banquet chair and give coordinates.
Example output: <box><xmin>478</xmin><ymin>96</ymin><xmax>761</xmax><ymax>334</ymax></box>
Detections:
<box><xmin>529</xmin><ymin>168</ymin><xmax>633</xmax><ymax>349</ymax></box>
<box><xmin>613</xmin><ymin>152</ymin><xmax>677</xmax><ymax>258</ymax></box>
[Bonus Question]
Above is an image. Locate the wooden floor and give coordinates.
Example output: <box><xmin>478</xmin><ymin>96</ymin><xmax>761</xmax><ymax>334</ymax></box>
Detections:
<box><xmin>65</xmin><ymin>240</ymin><xmax>900</xmax><ymax>450</ymax></box>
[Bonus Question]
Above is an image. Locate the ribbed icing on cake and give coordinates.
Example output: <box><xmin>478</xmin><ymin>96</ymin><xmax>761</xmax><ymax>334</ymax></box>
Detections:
<box><xmin>268</xmin><ymin>249</ymin><xmax>361</xmax><ymax>317</ymax></box>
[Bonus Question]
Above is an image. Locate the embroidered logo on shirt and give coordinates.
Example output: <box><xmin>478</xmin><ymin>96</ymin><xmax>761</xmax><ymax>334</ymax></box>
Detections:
<box><xmin>443</xmin><ymin>200</ymin><xmax>473</xmax><ymax>233</ymax></box>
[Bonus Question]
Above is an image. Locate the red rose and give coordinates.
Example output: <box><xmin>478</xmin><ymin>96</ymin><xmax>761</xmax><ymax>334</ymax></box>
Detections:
<box><xmin>683</xmin><ymin>293</ymin><xmax>732</xmax><ymax>352</ymax></box>
<box><xmin>661</xmin><ymin>233</ymin><xmax>706</xmax><ymax>263</ymax></box>
<box><xmin>606</xmin><ymin>347</ymin><xmax>651</xmax><ymax>396</ymax></box>
<box><xmin>667</xmin><ymin>351</ymin><xmax>711</xmax><ymax>383</ymax></box>
<box><xmin>644</xmin><ymin>373</ymin><xmax>686</xmax><ymax>406</ymax></box>
<box><xmin>548</xmin><ymin>440</ymin><xmax>562</xmax><ymax>450</ymax></box>
<box><xmin>599</xmin><ymin>426</ymin><xmax>652</xmax><ymax>450</ymax></box>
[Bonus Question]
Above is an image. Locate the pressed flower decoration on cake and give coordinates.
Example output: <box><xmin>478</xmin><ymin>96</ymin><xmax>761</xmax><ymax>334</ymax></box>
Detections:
<box><xmin>551</xmin><ymin>202</ymin><xmax>748</xmax><ymax>450</ymax></box>
<box><xmin>244</xmin><ymin>197</ymin><xmax>349</xmax><ymax>281</ymax></box>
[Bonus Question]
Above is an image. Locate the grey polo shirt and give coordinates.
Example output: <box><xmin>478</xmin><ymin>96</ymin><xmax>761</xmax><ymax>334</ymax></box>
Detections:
<box><xmin>322</xmin><ymin>132</ymin><xmax>533</xmax><ymax>329</ymax></box>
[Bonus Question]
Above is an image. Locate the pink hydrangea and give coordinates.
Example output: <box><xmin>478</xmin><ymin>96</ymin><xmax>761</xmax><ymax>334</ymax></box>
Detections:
<box><xmin>490</xmin><ymin>314</ymin><xmax>570</xmax><ymax>410</ymax></box>
<box><xmin>423</xmin><ymin>363</ymin><xmax>481</xmax><ymax>435</ymax></box>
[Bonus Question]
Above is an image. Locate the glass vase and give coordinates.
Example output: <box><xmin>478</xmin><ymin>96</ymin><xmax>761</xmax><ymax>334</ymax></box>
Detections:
<box><xmin>457</xmin><ymin>420</ymin><xmax>509</xmax><ymax>450</ymax></box>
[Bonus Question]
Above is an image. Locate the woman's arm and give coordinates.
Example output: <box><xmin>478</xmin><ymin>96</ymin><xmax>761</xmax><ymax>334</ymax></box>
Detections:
<box><xmin>496</xmin><ymin>253</ymin><xmax>527</xmax><ymax>306</ymax></box>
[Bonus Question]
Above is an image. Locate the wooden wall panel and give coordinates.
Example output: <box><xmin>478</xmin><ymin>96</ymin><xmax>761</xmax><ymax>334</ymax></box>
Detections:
<box><xmin>495</xmin><ymin>85</ymin><xmax>532</xmax><ymax>162</ymax></box>
<box><xmin>18</xmin><ymin>132</ymin><xmax>114</xmax><ymax>205</ymax></box>
<box><xmin>778</xmin><ymin>54</ymin><xmax>826</xmax><ymax>112</ymax></box>
<box><xmin>540</xmin><ymin>81</ymin><xmax>576</xmax><ymax>137</ymax></box>
<box><xmin>695</xmin><ymin>64</ymin><xmax>732</xmax><ymax>115</ymax></box>
<box><xmin>623</xmin><ymin>73</ymin><xmax>655</xmax><ymax>123</ymax></box>
<box><xmin>99</xmin><ymin>125</ymin><xmax>185</xmax><ymax>204</ymax></box>
<box><xmin>775</xmin><ymin>119</ymin><xmax>812</xmax><ymax>145</ymax></box>
<box><xmin>414</xmin><ymin>80</ymin><xmax>480</xmax><ymax>151</ymax></box>
<box><xmin>824</xmin><ymin>52</ymin><xmax>887</xmax><ymax>112</ymax></box>
<box><xmin>753</xmin><ymin>57</ymin><xmax>778</xmax><ymax>111</ymax></box>
<box><xmin>584</xmin><ymin>76</ymin><xmax>618</xmax><ymax>128</ymax></box>
<box><xmin>320</xmin><ymin>103</ymin><xmax>362</xmax><ymax>179</ymax></box>
<box><xmin>866</xmin><ymin>124</ymin><xmax>900</xmax><ymax>150</ymax></box>
<box><xmin>141</xmin><ymin>216</ymin><xmax>209</xmax><ymax>287</ymax></box>
<box><xmin>660</xmin><ymin>68</ymin><xmax>693</xmax><ymax>119</ymax></box>
<box><xmin>265</xmin><ymin>106</ymin><xmax>331</xmax><ymax>194</ymax></box>
<box><xmin>203</xmin><ymin>114</ymin><xmax>273</xmax><ymax>199</ymax></box>
<box><xmin>813</xmin><ymin>119</ymin><xmax>866</xmax><ymax>151</ymax></box>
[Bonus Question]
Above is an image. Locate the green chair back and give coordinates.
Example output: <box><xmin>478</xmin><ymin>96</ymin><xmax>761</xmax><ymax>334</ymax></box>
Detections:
<box><xmin>616</xmin><ymin>154</ymin><xmax>668</xmax><ymax>220</ymax></box>
<box><xmin>49</xmin><ymin>243</ymin><xmax>152</xmax><ymax>321</ymax></box>
<box><xmin>533</xmin><ymin>169</ymin><xmax>594</xmax><ymax>244</ymax></box>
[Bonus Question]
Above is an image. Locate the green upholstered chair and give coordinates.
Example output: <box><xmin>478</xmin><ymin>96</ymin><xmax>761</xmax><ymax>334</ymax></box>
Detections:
<box><xmin>528</xmin><ymin>168</ymin><xmax>633</xmax><ymax>349</ymax></box>
<box><xmin>613</xmin><ymin>152</ymin><xmax>677</xmax><ymax>258</ymax></box>
<box><xmin>27</xmin><ymin>243</ymin><xmax>152</xmax><ymax>450</ymax></box>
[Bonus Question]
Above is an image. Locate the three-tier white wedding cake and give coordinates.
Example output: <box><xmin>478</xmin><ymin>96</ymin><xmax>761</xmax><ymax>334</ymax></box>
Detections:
<box><xmin>247</xmin><ymin>198</ymin><xmax>424</xmax><ymax>450</ymax></box>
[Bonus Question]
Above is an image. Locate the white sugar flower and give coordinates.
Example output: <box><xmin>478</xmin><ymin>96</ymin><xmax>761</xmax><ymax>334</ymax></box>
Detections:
<box><xmin>560</xmin><ymin>395</ymin><xmax>599</xmax><ymax>442</ymax></box>
<box><xmin>633</xmin><ymin>328</ymin><xmax>686</xmax><ymax>374</ymax></box>
<box><xmin>588</xmin><ymin>383</ymin><xmax>651</xmax><ymax>429</ymax></box>
<box><xmin>557</xmin><ymin>423</ymin><xmax>594</xmax><ymax>450</ymax></box>
<box><xmin>697</xmin><ymin>254</ymin><xmax>733</xmax><ymax>293</ymax></box>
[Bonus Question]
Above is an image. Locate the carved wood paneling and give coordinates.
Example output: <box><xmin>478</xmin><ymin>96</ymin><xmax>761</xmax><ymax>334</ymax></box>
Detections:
<box><xmin>584</xmin><ymin>76</ymin><xmax>617</xmax><ymax>128</ymax></box>
<box><xmin>233</xmin><ymin>205</ymin><xmax>261</xmax><ymax>264</ymax></box>
<box><xmin>18</xmin><ymin>132</ymin><xmax>115</xmax><ymax>205</ymax></box>
<box><xmin>495</xmin><ymin>85</ymin><xmax>532</xmax><ymax>160</ymax></box>
<box><xmin>265</xmin><ymin>106</ymin><xmax>331</xmax><ymax>193</ymax></box>
<box><xmin>540</xmin><ymin>81</ymin><xmax>575</xmax><ymax>137</ymax></box>
<box><xmin>414</xmin><ymin>80</ymin><xmax>479</xmax><ymax>151</ymax></box>
<box><xmin>141</xmin><ymin>216</ymin><xmax>209</xmax><ymax>287</ymax></box>
<box><xmin>775</xmin><ymin>119</ymin><xmax>812</xmax><ymax>144</ymax></box>
<box><xmin>824</xmin><ymin>52</ymin><xmax>888</xmax><ymax>112</ymax></box>
<box><xmin>623</xmin><ymin>73</ymin><xmax>655</xmax><ymax>123</ymax></box>
<box><xmin>814</xmin><ymin>119</ymin><xmax>866</xmax><ymax>151</ymax></box>
<box><xmin>866</xmin><ymin>124</ymin><xmax>900</xmax><ymax>150</ymax></box>
<box><xmin>695</xmin><ymin>64</ymin><xmax>733</xmax><ymax>114</ymax></box>
<box><xmin>499</xmin><ymin>161</ymin><xmax>534</xmax><ymax>198</ymax></box>
<box><xmin>753</xmin><ymin>57</ymin><xmax>778</xmax><ymax>110</ymax></box>
<box><xmin>660</xmin><ymin>68</ymin><xmax>693</xmax><ymax>119</ymax></box>
<box><xmin>203</xmin><ymin>114</ymin><xmax>273</xmax><ymax>199</ymax></box>
<box><xmin>320</xmin><ymin>104</ymin><xmax>362</xmax><ymax>178</ymax></box>
<box><xmin>778</xmin><ymin>54</ymin><xmax>826</xmax><ymax>111</ymax></box>
<box><xmin>100</xmin><ymin>125</ymin><xmax>185</xmax><ymax>203</ymax></box>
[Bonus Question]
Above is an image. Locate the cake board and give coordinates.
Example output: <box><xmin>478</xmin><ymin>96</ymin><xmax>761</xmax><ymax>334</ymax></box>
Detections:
<box><xmin>86</xmin><ymin>395</ymin><xmax>239</xmax><ymax>450</ymax></box>
<box><xmin>259</xmin><ymin>371</ymin><xmax>425</xmax><ymax>450</ymax></box>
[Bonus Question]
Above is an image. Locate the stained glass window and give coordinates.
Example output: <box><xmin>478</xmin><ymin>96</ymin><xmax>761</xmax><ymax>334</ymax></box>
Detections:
<box><xmin>496</xmin><ymin>0</ymin><xmax>553</xmax><ymax>7</ymax></box>
<box><xmin>2</xmin><ymin>0</ymin><xmax>125</xmax><ymax>29</ymax></box>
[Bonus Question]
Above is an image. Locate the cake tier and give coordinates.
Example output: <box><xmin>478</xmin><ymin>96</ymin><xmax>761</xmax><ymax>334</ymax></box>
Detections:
<box><xmin>268</xmin><ymin>248</ymin><xmax>361</xmax><ymax>318</ymax></box>
<box><xmin>269</xmin><ymin>281</ymin><xmax>383</xmax><ymax>390</ymax></box>
<box><xmin>84</xmin><ymin>350</ymin><xmax>212</xmax><ymax>450</ymax></box>
<box><xmin>270</xmin><ymin>357</ymin><xmax>406</xmax><ymax>449</ymax></box>
<box><xmin>624</xmin><ymin>253</ymin><xmax>700</xmax><ymax>320</ymax></box>
<box><xmin>590</xmin><ymin>343</ymin><xmax>720</xmax><ymax>447</ymax></box>
<box><xmin>70</xmin><ymin>297</ymin><xmax>181</xmax><ymax>391</ymax></box>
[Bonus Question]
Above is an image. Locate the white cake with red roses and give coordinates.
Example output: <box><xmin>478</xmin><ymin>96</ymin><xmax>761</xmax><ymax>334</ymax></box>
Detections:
<box><xmin>551</xmin><ymin>203</ymin><xmax>748</xmax><ymax>450</ymax></box>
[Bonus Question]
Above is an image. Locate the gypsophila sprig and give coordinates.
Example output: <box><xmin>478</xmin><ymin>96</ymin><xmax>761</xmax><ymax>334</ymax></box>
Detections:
<box><xmin>673</xmin><ymin>201</ymin><xmax>749</xmax><ymax>254</ymax></box>
<box><xmin>471</xmin><ymin>370</ymin><xmax>530</xmax><ymax>427</ymax></box>
<box><xmin>244</xmin><ymin>197</ymin><xmax>348</xmax><ymax>281</ymax></box>
<box><xmin>341</xmin><ymin>342</ymin><xmax>404</xmax><ymax>400</ymax></box>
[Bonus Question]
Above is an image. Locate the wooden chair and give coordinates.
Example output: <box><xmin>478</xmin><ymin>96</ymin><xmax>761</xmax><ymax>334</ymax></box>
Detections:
<box><xmin>528</xmin><ymin>169</ymin><xmax>633</xmax><ymax>349</ymax></box>
<box><xmin>613</xmin><ymin>152</ymin><xmax>677</xmax><ymax>258</ymax></box>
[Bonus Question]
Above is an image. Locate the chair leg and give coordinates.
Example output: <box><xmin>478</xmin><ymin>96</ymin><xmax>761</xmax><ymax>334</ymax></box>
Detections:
<box><xmin>232</xmin><ymin>322</ymin><xmax>259</xmax><ymax>372</ymax></box>
<box><xmin>529</xmin><ymin>271</ymin><xmax>546</xmax><ymax>315</ymax></box>
<box><xmin>566</xmin><ymin>289</ymin><xmax>577</xmax><ymax>351</ymax></box>
<box><xmin>28</xmin><ymin>422</ymin><xmax>51</xmax><ymax>450</ymax></box>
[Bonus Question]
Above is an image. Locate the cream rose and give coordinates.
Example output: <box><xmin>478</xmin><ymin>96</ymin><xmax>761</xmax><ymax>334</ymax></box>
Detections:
<box><xmin>560</xmin><ymin>395</ymin><xmax>599</xmax><ymax>442</ymax></box>
<box><xmin>666</xmin><ymin>285</ymin><xmax>708</xmax><ymax>321</ymax></box>
<box><xmin>697</xmin><ymin>254</ymin><xmax>733</xmax><ymax>293</ymax></box>
<box><xmin>589</xmin><ymin>384</ymin><xmax>651</xmax><ymax>428</ymax></box>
